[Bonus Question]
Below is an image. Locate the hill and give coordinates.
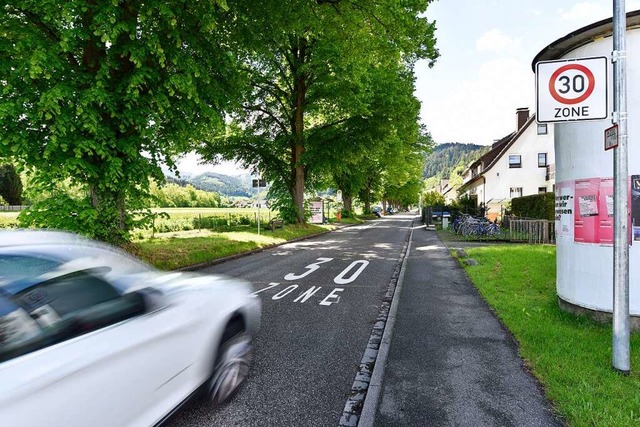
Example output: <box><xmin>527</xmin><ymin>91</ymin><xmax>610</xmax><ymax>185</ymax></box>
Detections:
<box><xmin>423</xmin><ymin>142</ymin><xmax>487</xmax><ymax>180</ymax></box>
<box><xmin>188</xmin><ymin>172</ymin><xmax>252</xmax><ymax>197</ymax></box>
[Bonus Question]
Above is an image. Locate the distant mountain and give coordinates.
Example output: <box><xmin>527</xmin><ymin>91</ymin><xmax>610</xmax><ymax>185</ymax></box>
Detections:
<box><xmin>188</xmin><ymin>172</ymin><xmax>253</xmax><ymax>197</ymax></box>
<box><xmin>423</xmin><ymin>142</ymin><xmax>487</xmax><ymax>180</ymax></box>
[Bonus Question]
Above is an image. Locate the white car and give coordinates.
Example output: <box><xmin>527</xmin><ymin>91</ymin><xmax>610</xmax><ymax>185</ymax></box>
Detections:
<box><xmin>0</xmin><ymin>230</ymin><xmax>260</xmax><ymax>427</ymax></box>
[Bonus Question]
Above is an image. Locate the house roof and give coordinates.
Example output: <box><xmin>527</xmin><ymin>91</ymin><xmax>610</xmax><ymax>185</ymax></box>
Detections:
<box><xmin>459</xmin><ymin>114</ymin><xmax>536</xmax><ymax>191</ymax></box>
<box><xmin>467</xmin><ymin>131</ymin><xmax>515</xmax><ymax>171</ymax></box>
<box><xmin>532</xmin><ymin>10</ymin><xmax>640</xmax><ymax>67</ymax></box>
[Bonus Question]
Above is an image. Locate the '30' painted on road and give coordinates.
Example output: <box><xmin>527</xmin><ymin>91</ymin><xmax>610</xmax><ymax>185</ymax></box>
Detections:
<box><xmin>284</xmin><ymin>258</ymin><xmax>369</xmax><ymax>284</ymax></box>
<box><xmin>252</xmin><ymin>258</ymin><xmax>371</xmax><ymax>307</ymax></box>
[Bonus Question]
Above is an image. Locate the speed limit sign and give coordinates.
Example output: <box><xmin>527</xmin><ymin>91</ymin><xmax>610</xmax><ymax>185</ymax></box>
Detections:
<box><xmin>536</xmin><ymin>56</ymin><xmax>608</xmax><ymax>123</ymax></box>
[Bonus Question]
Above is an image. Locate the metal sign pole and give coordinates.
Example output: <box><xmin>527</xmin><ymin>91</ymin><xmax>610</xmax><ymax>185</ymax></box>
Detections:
<box><xmin>612</xmin><ymin>0</ymin><xmax>630</xmax><ymax>374</ymax></box>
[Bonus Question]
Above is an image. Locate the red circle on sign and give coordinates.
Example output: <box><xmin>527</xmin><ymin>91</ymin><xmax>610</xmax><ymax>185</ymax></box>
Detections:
<box><xmin>548</xmin><ymin>64</ymin><xmax>595</xmax><ymax>104</ymax></box>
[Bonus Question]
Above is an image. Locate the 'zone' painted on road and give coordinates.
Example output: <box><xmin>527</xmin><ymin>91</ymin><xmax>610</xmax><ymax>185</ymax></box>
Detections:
<box><xmin>252</xmin><ymin>258</ymin><xmax>370</xmax><ymax>306</ymax></box>
<box><xmin>253</xmin><ymin>283</ymin><xmax>343</xmax><ymax>306</ymax></box>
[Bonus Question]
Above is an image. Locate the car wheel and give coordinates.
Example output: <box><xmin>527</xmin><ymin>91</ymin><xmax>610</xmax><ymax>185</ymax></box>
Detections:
<box><xmin>208</xmin><ymin>328</ymin><xmax>253</xmax><ymax>405</ymax></box>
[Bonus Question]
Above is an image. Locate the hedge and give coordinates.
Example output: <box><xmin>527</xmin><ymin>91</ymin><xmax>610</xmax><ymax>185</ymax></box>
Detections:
<box><xmin>510</xmin><ymin>192</ymin><xmax>555</xmax><ymax>220</ymax></box>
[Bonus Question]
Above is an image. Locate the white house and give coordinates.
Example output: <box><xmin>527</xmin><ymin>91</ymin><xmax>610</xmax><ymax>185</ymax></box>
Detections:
<box><xmin>459</xmin><ymin>108</ymin><xmax>555</xmax><ymax>221</ymax></box>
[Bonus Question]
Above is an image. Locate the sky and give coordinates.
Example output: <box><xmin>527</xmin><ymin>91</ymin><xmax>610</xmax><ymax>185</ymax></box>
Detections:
<box><xmin>178</xmin><ymin>0</ymin><xmax>640</xmax><ymax>176</ymax></box>
<box><xmin>417</xmin><ymin>0</ymin><xmax>640</xmax><ymax>146</ymax></box>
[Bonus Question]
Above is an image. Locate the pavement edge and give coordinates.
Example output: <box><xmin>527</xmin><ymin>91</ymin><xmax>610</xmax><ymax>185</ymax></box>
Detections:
<box><xmin>338</xmin><ymin>217</ymin><xmax>417</xmax><ymax>427</ymax></box>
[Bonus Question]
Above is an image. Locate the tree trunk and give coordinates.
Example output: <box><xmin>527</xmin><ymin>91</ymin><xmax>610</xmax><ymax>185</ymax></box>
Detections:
<box><xmin>343</xmin><ymin>194</ymin><xmax>352</xmax><ymax>213</ymax></box>
<box><xmin>292</xmin><ymin>143</ymin><xmax>305</xmax><ymax>223</ymax></box>
<box><xmin>290</xmin><ymin>37</ymin><xmax>309</xmax><ymax>223</ymax></box>
<box><xmin>363</xmin><ymin>181</ymin><xmax>372</xmax><ymax>213</ymax></box>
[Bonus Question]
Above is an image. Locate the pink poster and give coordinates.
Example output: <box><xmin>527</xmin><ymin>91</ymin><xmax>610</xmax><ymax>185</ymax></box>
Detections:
<box><xmin>574</xmin><ymin>178</ymin><xmax>600</xmax><ymax>243</ymax></box>
<box><xmin>598</xmin><ymin>178</ymin><xmax>614</xmax><ymax>244</ymax></box>
<box><xmin>633</xmin><ymin>175</ymin><xmax>640</xmax><ymax>242</ymax></box>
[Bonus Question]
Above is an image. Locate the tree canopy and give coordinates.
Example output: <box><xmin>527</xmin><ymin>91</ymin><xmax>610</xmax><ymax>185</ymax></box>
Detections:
<box><xmin>1</xmin><ymin>0</ymin><xmax>439</xmax><ymax>239</ymax></box>
<box><xmin>1</xmin><ymin>0</ymin><xmax>236</xmax><ymax>242</ymax></box>
<box><xmin>198</xmin><ymin>0</ymin><xmax>438</xmax><ymax>222</ymax></box>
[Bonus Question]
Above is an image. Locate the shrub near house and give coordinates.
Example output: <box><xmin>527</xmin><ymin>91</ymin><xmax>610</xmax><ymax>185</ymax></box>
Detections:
<box><xmin>510</xmin><ymin>193</ymin><xmax>555</xmax><ymax>220</ymax></box>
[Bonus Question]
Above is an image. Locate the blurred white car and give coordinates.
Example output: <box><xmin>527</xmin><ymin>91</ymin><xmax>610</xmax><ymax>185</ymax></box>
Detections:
<box><xmin>0</xmin><ymin>230</ymin><xmax>260</xmax><ymax>427</ymax></box>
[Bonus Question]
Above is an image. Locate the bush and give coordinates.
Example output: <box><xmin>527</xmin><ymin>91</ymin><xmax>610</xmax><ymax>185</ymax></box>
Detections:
<box><xmin>510</xmin><ymin>193</ymin><xmax>554</xmax><ymax>220</ymax></box>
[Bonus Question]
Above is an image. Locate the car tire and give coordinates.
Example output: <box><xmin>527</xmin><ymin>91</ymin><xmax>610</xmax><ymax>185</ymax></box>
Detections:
<box><xmin>207</xmin><ymin>325</ymin><xmax>253</xmax><ymax>405</ymax></box>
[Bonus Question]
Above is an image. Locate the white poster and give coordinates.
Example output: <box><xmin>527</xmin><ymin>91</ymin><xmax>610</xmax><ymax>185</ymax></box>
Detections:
<box><xmin>310</xmin><ymin>201</ymin><xmax>323</xmax><ymax>224</ymax></box>
<box><xmin>555</xmin><ymin>180</ymin><xmax>575</xmax><ymax>240</ymax></box>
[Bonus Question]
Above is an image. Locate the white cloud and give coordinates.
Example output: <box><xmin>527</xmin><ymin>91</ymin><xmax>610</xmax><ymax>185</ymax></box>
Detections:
<box><xmin>558</xmin><ymin>2</ymin><xmax>610</xmax><ymax>22</ymax></box>
<box><xmin>560</xmin><ymin>1</ymin><xmax>640</xmax><ymax>23</ymax></box>
<box><xmin>419</xmin><ymin>58</ymin><xmax>534</xmax><ymax>145</ymax></box>
<box><xmin>476</xmin><ymin>29</ymin><xmax>516</xmax><ymax>53</ymax></box>
<box><xmin>175</xmin><ymin>152</ymin><xmax>248</xmax><ymax>177</ymax></box>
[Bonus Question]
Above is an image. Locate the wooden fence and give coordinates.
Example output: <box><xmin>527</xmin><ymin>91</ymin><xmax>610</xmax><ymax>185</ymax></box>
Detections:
<box><xmin>507</xmin><ymin>217</ymin><xmax>555</xmax><ymax>244</ymax></box>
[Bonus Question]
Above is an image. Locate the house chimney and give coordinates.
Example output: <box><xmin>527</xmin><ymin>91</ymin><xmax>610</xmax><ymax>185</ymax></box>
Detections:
<box><xmin>516</xmin><ymin>107</ymin><xmax>529</xmax><ymax>130</ymax></box>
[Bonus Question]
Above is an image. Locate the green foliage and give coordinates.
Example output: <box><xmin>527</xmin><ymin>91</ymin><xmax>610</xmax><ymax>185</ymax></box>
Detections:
<box><xmin>448</xmin><ymin>163</ymin><xmax>467</xmax><ymax>190</ymax></box>
<box><xmin>511</xmin><ymin>193</ymin><xmax>555</xmax><ymax>220</ymax></box>
<box><xmin>453</xmin><ymin>193</ymin><xmax>479</xmax><ymax>215</ymax></box>
<box><xmin>266</xmin><ymin>181</ymin><xmax>303</xmax><ymax>224</ymax></box>
<box><xmin>198</xmin><ymin>0</ymin><xmax>439</xmax><ymax>222</ymax></box>
<box><xmin>423</xmin><ymin>143</ymin><xmax>487</xmax><ymax>179</ymax></box>
<box><xmin>18</xmin><ymin>192</ymin><xmax>97</xmax><ymax>234</ymax></box>
<box><xmin>422</xmin><ymin>191</ymin><xmax>445</xmax><ymax>206</ymax></box>
<box><xmin>0</xmin><ymin>164</ymin><xmax>23</xmax><ymax>205</ymax></box>
<box><xmin>1</xmin><ymin>1</ymin><xmax>236</xmax><ymax>243</ymax></box>
<box><xmin>149</xmin><ymin>182</ymin><xmax>220</xmax><ymax>208</ymax></box>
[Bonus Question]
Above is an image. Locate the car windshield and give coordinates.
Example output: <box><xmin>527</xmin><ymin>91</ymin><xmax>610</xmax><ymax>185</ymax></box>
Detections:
<box><xmin>0</xmin><ymin>245</ymin><xmax>153</xmax><ymax>296</ymax></box>
<box><xmin>0</xmin><ymin>256</ymin><xmax>61</xmax><ymax>285</ymax></box>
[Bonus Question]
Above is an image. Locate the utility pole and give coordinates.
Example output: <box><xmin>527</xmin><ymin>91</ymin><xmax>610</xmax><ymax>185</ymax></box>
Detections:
<box><xmin>611</xmin><ymin>0</ymin><xmax>630</xmax><ymax>374</ymax></box>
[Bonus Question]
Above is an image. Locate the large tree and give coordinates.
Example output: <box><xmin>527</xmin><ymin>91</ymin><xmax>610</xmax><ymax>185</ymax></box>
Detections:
<box><xmin>198</xmin><ymin>0</ymin><xmax>438</xmax><ymax>222</ymax></box>
<box><xmin>0</xmin><ymin>1</ymin><xmax>236</xmax><ymax>242</ymax></box>
<box><xmin>312</xmin><ymin>62</ymin><xmax>431</xmax><ymax>214</ymax></box>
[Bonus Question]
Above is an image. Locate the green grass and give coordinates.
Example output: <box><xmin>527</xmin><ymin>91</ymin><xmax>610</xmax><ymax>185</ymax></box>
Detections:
<box><xmin>0</xmin><ymin>211</ymin><xmax>19</xmax><ymax>228</ymax></box>
<box><xmin>131</xmin><ymin>223</ymin><xmax>332</xmax><ymax>270</ymax></box>
<box><xmin>460</xmin><ymin>245</ymin><xmax>640</xmax><ymax>427</ymax></box>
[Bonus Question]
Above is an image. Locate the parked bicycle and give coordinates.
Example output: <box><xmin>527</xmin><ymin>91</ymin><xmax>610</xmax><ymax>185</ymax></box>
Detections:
<box><xmin>453</xmin><ymin>214</ymin><xmax>501</xmax><ymax>238</ymax></box>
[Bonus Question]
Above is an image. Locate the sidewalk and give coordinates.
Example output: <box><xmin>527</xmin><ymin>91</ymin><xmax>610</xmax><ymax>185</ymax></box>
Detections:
<box><xmin>361</xmin><ymin>224</ymin><xmax>563</xmax><ymax>426</ymax></box>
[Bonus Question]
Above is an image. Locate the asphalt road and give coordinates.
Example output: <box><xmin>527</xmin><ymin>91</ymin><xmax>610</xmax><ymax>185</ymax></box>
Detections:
<box><xmin>166</xmin><ymin>214</ymin><xmax>414</xmax><ymax>427</ymax></box>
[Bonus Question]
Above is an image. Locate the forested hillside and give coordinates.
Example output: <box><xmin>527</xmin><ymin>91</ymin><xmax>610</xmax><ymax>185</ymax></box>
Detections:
<box><xmin>423</xmin><ymin>143</ymin><xmax>486</xmax><ymax>179</ymax></box>
<box><xmin>188</xmin><ymin>172</ymin><xmax>252</xmax><ymax>197</ymax></box>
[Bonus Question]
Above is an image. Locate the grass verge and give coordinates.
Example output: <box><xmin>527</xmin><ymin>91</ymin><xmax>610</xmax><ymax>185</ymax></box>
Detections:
<box><xmin>459</xmin><ymin>245</ymin><xmax>640</xmax><ymax>427</ymax></box>
<box><xmin>131</xmin><ymin>223</ymin><xmax>332</xmax><ymax>270</ymax></box>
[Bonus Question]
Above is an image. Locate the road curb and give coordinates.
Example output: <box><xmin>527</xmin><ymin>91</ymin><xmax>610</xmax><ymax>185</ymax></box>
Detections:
<box><xmin>338</xmin><ymin>217</ymin><xmax>416</xmax><ymax>426</ymax></box>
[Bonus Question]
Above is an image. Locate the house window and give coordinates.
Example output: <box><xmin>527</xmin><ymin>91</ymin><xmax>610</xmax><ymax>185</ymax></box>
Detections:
<box><xmin>538</xmin><ymin>153</ymin><xmax>547</xmax><ymax>167</ymax></box>
<box><xmin>538</xmin><ymin>187</ymin><xmax>547</xmax><ymax>194</ymax></box>
<box><xmin>537</xmin><ymin>123</ymin><xmax>548</xmax><ymax>135</ymax></box>
<box><xmin>509</xmin><ymin>154</ymin><xmax>521</xmax><ymax>168</ymax></box>
<box><xmin>510</xmin><ymin>187</ymin><xmax>523</xmax><ymax>199</ymax></box>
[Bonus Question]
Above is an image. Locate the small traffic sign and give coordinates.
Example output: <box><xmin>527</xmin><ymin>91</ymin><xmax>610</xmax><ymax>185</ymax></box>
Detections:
<box><xmin>536</xmin><ymin>57</ymin><xmax>608</xmax><ymax>123</ymax></box>
<box><xmin>605</xmin><ymin>124</ymin><xmax>619</xmax><ymax>151</ymax></box>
